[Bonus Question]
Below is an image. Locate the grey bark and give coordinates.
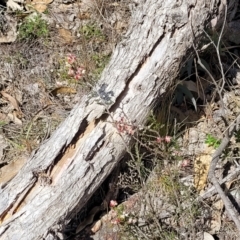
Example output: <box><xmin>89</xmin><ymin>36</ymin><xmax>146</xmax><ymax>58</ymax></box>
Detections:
<box><xmin>0</xmin><ymin>0</ymin><xmax>217</xmax><ymax>239</ymax></box>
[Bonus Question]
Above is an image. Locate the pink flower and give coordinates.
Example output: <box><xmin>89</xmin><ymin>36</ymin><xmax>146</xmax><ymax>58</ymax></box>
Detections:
<box><xmin>74</xmin><ymin>74</ymin><xmax>82</xmax><ymax>80</ymax></box>
<box><xmin>73</xmin><ymin>67</ymin><xmax>86</xmax><ymax>80</ymax></box>
<box><xmin>180</xmin><ymin>159</ymin><xmax>191</xmax><ymax>168</ymax></box>
<box><xmin>126</xmin><ymin>125</ymin><xmax>135</xmax><ymax>135</ymax></box>
<box><xmin>164</xmin><ymin>136</ymin><xmax>171</xmax><ymax>143</ymax></box>
<box><xmin>67</xmin><ymin>68</ymin><xmax>74</xmax><ymax>76</ymax></box>
<box><xmin>156</xmin><ymin>137</ymin><xmax>162</xmax><ymax>143</ymax></box>
<box><xmin>109</xmin><ymin>200</ymin><xmax>118</xmax><ymax>208</ymax></box>
<box><xmin>111</xmin><ymin>218</ymin><xmax>121</xmax><ymax>225</ymax></box>
<box><xmin>117</xmin><ymin>123</ymin><xmax>124</xmax><ymax>133</ymax></box>
<box><xmin>67</xmin><ymin>54</ymin><xmax>76</xmax><ymax>64</ymax></box>
<box><xmin>76</xmin><ymin>67</ymin><xmax>85</xmax><ymax>75</ymax></box>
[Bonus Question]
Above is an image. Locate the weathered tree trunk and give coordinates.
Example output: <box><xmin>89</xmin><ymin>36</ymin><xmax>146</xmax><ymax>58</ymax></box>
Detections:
<box><xmin>0</xmin><ymin>0</ymin><xmax>218</xmax><ymax>238</ymax></box>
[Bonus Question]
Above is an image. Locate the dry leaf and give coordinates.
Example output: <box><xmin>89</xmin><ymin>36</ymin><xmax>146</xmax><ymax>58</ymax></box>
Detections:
<box><xmin>7</xmin><ymin>112</ymin><xmax>22</xmax><ymax>125</ymax></box>
<box><xmin>0</xmin><ymin>156</ymin><xmax>28</xmax><ymax>185</ymax></box>
<box><xmin>27</xmin><ymin>0</ymin><xmax>53</xmax><ymax>13</ymax></box>
<box><xmin>50</xmin><ymin>87</ymin><xmax>76</xmax><ymax>96</ymax></box>
<box><xmin>58</xmin><ymin>28</ymin><xmax>74</xmax><ymax>44</ymax></box>
<box><xmin>77</xmin><ymin>12</ymin><xmax>90</xmax><ymax>20</ymax></box>
<box><xmin>194</xmin><ymin>145</ymin><xmax>215</xmax><ymax>191</ymax></box>
<box><xmin>183</xmin><ymin>80</ymin><xmax>205</xmax><ymax>100</ymax></box>
<box><xmin>203</xmin><ymin>232</ymin><xmax>215</xmax><ymax>240</ymax></box>
<box><xmin>183</xmin><ymin>80</ymin><xmax>203</xmax><ymax>99</ymax></box>
<box><xmin>7</xmin><ymin>0</ymin><xmax>24</xmax><ymax>11</ymax></box>
<box><xmin>91</xmin><ymin>220</ymin><xmax>102</xmax><ymax>233</ymax></box>
<box><xmin>1</xmin><ymin>91</ymin><xmax>21</xmax><ymax>112</ymax></box>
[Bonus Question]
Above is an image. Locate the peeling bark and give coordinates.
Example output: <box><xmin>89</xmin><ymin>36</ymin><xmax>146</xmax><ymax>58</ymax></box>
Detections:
<box><xmin>0</xmin><ymin>0</ymin><xmax>217</xmax><ymax>239</ymax></box>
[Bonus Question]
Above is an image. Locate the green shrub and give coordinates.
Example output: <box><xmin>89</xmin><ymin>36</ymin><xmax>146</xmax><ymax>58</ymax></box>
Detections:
<box><xmin>205</xmin><ymin>134</ymin><xmax>221</xmax><ymax>149</ymax></box>
<box><xmin>80</xmin><ymin>24</ymin><xmax>105</xmax><ymax>41</ymax></box>
<box><xmin>18</xmin><ymin>14</ymin><xmax>49</xmax><ymax>40</ymax></box>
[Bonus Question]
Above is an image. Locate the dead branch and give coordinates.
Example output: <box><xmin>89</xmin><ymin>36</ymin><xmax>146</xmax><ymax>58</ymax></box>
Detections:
<box><xmin>208</xmin><ymin>114</ymin><xmax>240</xmax><ymax>233</ymax></box>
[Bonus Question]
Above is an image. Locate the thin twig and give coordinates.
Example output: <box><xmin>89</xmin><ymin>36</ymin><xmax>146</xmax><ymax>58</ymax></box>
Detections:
<box><xmin>216</xmin><ymin>2</ymin><xmax>227</xmax><ymax>93</ymax></box>
<box><xmin>208</xmin><ymin>114</ymin><xmax>240</xmax><ymax>233</ymax></box>
<box><xmin>202</xmin><ymin>1</ymin><xmax>227</xmax><ymax>93</ymax></box>
<box><xmin>198</xmin><ymin>166</ymin><xmax>240</xmax><ymax>200</ymax></box>
<box><xmin>191</xmin><ymin>2</ymin><xmax>227</xmax><ymax>113</ymax></box>
<box><xmin>192</xmin><ymin>43</ymin><xmax>225</xmax><ymax>111</ymax></box>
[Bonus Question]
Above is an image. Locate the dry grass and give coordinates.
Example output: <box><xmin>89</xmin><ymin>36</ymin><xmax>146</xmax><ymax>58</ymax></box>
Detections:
<box><xmin>1</xmin><ymin>1</ymin><xmax>240</xmax><ymax>239</ymax></box>
<box><xmin>0</xmin><ymin>0</ymin><xmax>130</xmax><ymax>164</ymax></box>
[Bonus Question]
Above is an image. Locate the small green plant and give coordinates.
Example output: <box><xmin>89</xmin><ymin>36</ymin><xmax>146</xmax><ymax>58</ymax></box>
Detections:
<box><xmin>234</xmin><ymin>129</ymin><xmax>240</xmax><ymax>143</ymax></box>
<box><xmin>80</xmin><ymin>24</ymin><xmax>105</xmax><ymax>41</ymax></box>
<box><xmin>18</xmin><ymin>14</ymin><xmax>49</xmax><ymax>40</ymax></box>
<box><xmin>0</xmin><ymin>121</ymin><xmax>7</xmax><ymax>128</ymax></box>
<box><xmin>91</xmin><ymin>53</ymin><xmax>110</xmax><ymax>78</ymax></box>
<box><xmin>205</xmin><ymin>134</ymin><xmax>221</xmax><ymax>148</ymax></box>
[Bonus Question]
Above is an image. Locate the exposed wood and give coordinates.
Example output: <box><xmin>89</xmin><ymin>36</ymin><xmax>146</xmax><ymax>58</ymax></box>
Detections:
<box><xmin>0</xmin><ymin>0</ymin><xmax>217</xmax><ymax>238</ymax></box>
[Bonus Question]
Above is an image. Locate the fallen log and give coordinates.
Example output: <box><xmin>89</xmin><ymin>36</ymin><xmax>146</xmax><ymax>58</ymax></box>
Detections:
<box><xmin>0</xmin><ymin>0</ymin><xmax>219</xmax><ymax>238</ymax></box>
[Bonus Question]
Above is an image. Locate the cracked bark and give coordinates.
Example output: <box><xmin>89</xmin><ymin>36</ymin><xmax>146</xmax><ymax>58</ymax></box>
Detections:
<box><xmin>0</xmin><ymin>0</ymin><xmax>218</xmax><ymax>239</ymax></box>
